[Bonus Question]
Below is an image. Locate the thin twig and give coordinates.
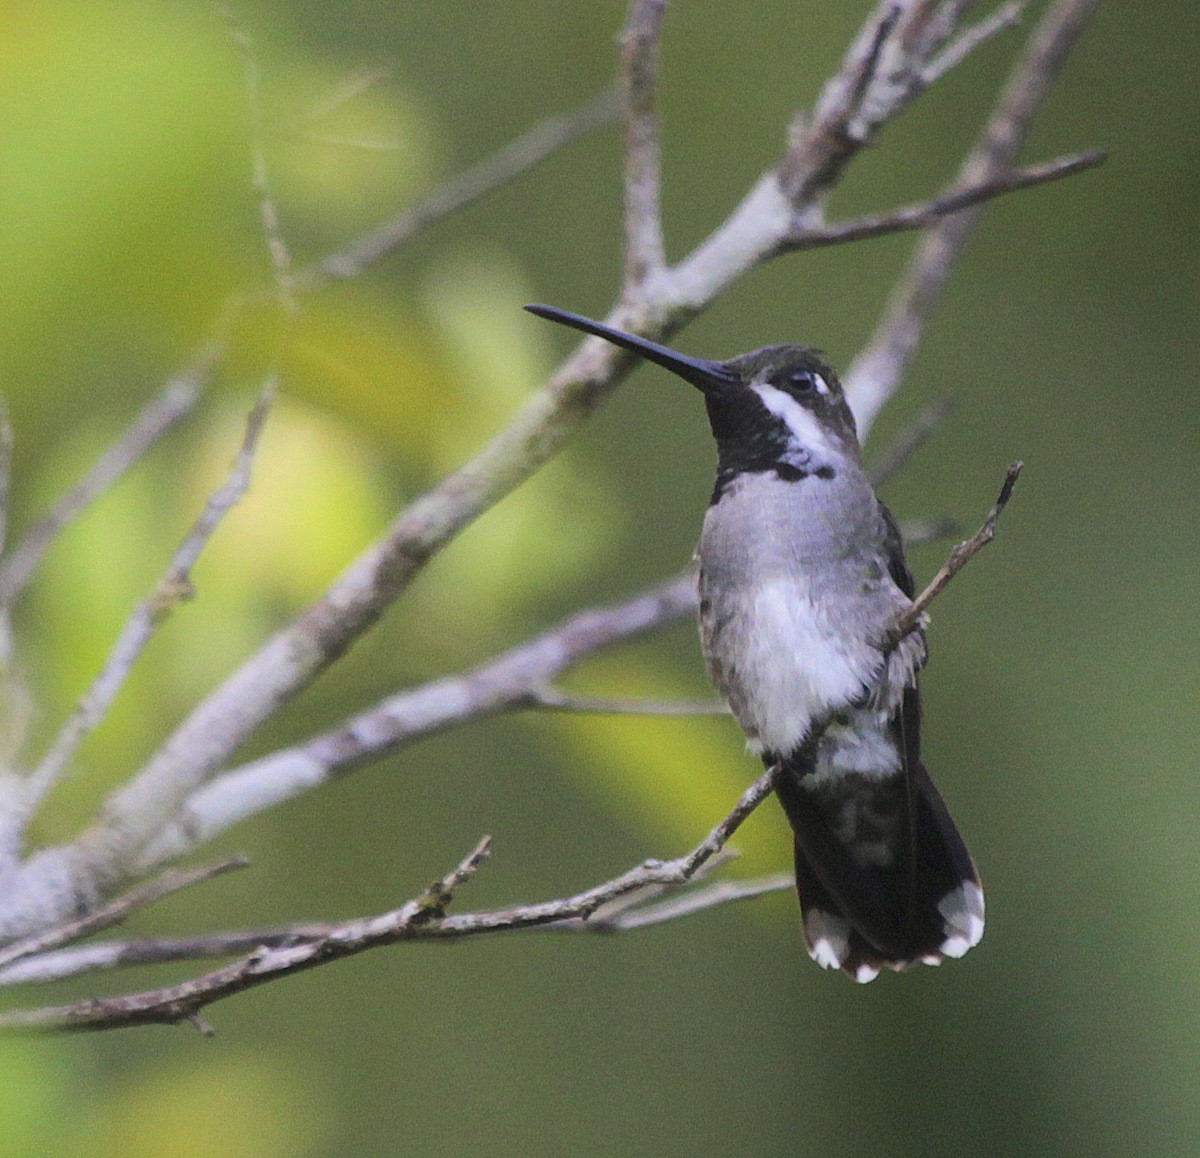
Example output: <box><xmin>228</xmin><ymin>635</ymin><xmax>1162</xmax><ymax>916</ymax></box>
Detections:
<box><xmin>779</xmin><ymin>149</ymin><xmax>1104</xmax><ymax>255</ymax></box>
<box><xmin>0</xmin><ymin>319</ymin><xmax>233</xmax><ymax>610</ymax></box>
<box><xmin>586</xmin><ymin>872</ymin><xmax>794</xmax><ymax>930</ymax></box>
<box><xmin>575</xmin><ymin>846</ymin><xmax>743</xmax><ymax>925</ymax></box>
<box><xmin>0</xmin><ymin>772</ymin><xmax>776</xmax><ymax>1033</ymax></box>
<box><xmin>867</xmin><ymin>396</ymin><xmax>956</xmax><ymax>487</ymax></box>
<box><xmin>0</xmin><ymin>857</ymin><xmax>248</xmax><ymax>972</ymax></box>
<box><xmin>526</xmin><ymin>687</ymin><xmax>729</xmax><ymax>716</ymax></box>
<box><xmin>897</xmin><ymin>515</ymin><xmax>961</xmax><ymax>548</ymax></box>
<box><xmin>305</xmin><ymin>65</ymin><xmax>393</xmax><ymax>122</ymax></box>
<box><xmin>886</xmin><ymin>461</ymin><xmax>1023</xmax><ymax>648</ymax></box>
<box><xmin>296</xmin><ymin>88</ymin><xmax>620</xmax><ymax>291</ymax></box>
<box><xmin>0</xmin><ymin>860</ymin><xmax>782</xmax><ymax>989</ymax></box>
<box><xmin>923</xmin><ymin>1</ymin><xmax>1029</xmax><ymax>85</ymax></box>
<box><xmin>412</xmin><ymin>836</ymin><xmax>493</xmax><ymax>917</ymax></box>
<box><xmin>619</xmin><ymin>0</ymin><xmax>668</xmax><ymax>287</ymax></box>
<box><xmin>224</xmin><ymin>5</ymin><xmax>297</xmax><ymax>315</ymax></box>
<box><xmin>22</xmin><ymin>380</ymin><xmax>277</xmax><ymax>821</ymax></box>
<box><xmin>0</xmin><ymin>925</ymin><xmax>337</xmax><ymax>988</ymax></box>
<box><xmin>539</xmin><ymin>845</ymin><xmax>737</xmax><ymax>930</ymax></box>
<box><xmin>845</xmin><ymin>0</ymin><xmax>1104</xmax><ymax>438</ymax></box>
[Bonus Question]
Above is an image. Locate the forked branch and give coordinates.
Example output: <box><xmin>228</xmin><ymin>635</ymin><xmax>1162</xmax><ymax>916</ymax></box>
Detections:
<box><xmin>0</xmin><ymin>773</ymin><xmax>777</xmax><ymax>1033</ymax></box>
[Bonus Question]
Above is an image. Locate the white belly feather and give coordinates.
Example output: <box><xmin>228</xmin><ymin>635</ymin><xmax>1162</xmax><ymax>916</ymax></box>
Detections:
<box><xmin>736</xmin><ymin>577</ymin><xmax>869</xmax><ymax>755</ymax></box>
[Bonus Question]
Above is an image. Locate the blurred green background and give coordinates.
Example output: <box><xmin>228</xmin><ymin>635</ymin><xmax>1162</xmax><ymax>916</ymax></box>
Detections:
<box><xmin>0</xmin><ymin>0</ymin><xmax>1196</xmax><ymax>1155</ymax></box>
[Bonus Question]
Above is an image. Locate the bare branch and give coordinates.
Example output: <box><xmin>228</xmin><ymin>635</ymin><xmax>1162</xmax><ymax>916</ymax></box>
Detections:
<box><xmin>297</xmin><ymin>88</ymin><xmax>620</xmax><ymax>291</ymax></box>
<box><xmin>0</xmin><ymin>772</ymin><xmax>776</xmax><ymax>1033</ymax></box>
<box><xmin>886</xmin><ymin>461</ymin><xmax>1023</xmax><ymax>648</ymax></box>
<box><xmin>0</xmin><ymin>321</ymin><xmax>232</xmax><ymax>610</ymax></box>
<box><xmin>846</xmin><ymin>0</ymin><xmax>1103</xmax><ymax>437</ymax></box>
<box><xmin>22</xmin><ymin>379</ymin><xmax>277</xmax><ymax>822</ymax></box>
<box><xmin>0</xmin><ymin>927</ymin><xmax>330</xmax><ymax>989</ymax></box>
<box><xmin>0</xmin><ymin>857</ymin><xmax>248</xmax><ymax>973</ymax></box>
<box><xmin>659</xmin><ymin>1</ymin><xmax>1098</xmax><ymax>315</ymax></box>
<box><xmin>526</xmin><ymin>687</ymin><xmax>729</xmax><ymax>717</ymax></box>
<box><xmin>585</xmin><ymin>872</ymin><xmax>793</xmax><ymax>930</ymax></box>
<box><xmin>0</xmin><ymin>859</ymin><xmax>783</xmax><ymax>989</ymax></box>
<box><xmin>134</xmin><ymin>572</ymin><xmax>698</xmax><ymax>870</ymax></box>
<box><xmin>779</xmin><ymin>149</ymin><xmax>1105</xmax><ymax>255</ymax></box>
<box><xmin>619</xmin><ymin>0</ymin><xmax>668</xmax><ymax>287</ymax></box>
<box><xmin>923</xmin><ymin>1</ymin><xmax>1028</xmax><ymax>85</ymax></box>
<box><xmin>776</xmin><ymin>0</ymin><xmax>982</xmax><ymax>205</ymax></box>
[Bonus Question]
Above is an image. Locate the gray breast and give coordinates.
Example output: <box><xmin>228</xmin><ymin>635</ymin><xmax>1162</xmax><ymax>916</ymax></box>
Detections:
<box><xmin>697</xmin><ymin>469</ymin><xmax>918</xmax><ymax>757</ymax></box>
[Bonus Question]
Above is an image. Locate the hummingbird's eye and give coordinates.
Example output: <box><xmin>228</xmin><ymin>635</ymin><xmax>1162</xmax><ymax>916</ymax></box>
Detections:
<box><xmin>789</xmin><ymin>370</ymin><xmax>826</xmax><ymax>394</ymax></box>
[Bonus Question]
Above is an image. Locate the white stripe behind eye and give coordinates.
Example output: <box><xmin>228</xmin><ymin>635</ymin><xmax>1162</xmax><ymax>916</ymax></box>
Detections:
<box><xmin>753</xmin><ymin>383</ymin><xmax>833</xmax><ymax>452</ymax></box>
<box><xmin>813</xmin><ymin>373</ymin><xmax>831</xmax><ymax>396</ymax></box>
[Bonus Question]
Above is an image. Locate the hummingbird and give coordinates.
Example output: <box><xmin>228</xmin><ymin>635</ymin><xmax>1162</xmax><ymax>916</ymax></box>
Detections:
<box><xmin>525</xmin><ymin>304</ymin><xmax>983</xmax><ymax>982</ymax></box>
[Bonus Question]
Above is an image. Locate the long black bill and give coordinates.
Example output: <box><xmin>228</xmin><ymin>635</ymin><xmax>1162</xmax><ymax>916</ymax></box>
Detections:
<box><xmin>525</xmin><ymin>304</ymin><xmax>736</xmax><ymax>394</ymax></box>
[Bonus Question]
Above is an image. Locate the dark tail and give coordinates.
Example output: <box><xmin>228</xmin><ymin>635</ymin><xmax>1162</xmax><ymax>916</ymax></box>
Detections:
<box><xmin>773</xmin><ymin>738</ymin><xmax>982</xmax><ymax>983</ymax></box>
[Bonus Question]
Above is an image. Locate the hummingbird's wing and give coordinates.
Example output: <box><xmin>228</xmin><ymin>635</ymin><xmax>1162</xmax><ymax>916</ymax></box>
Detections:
<box><xmin>877</xmin><ymin>500</ymin><xmax>917</xmax><ymax>599</ymax></box>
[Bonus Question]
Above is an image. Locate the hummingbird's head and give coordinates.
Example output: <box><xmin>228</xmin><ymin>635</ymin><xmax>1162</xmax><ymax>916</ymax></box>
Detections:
<box><xmin>524</xmin><ymin>305</ymin><xmax>861</xmax><ymax>489</ymax></box>
<box><xmin>711</xmin><ymin>343</ymin><xmax>860</xmax><ymax>463</ymax></box>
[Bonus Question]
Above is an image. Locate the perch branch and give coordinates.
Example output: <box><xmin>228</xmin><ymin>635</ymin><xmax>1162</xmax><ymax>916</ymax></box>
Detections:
<box><xmin>0</xmin><ymin>870</ymin><xmax>792</xmax><ymax>991</ymax></box>
<box><xmin>0</xmin><ymin>773</ymin><xmax>776</xmax><ymax>1032</ymax></box>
